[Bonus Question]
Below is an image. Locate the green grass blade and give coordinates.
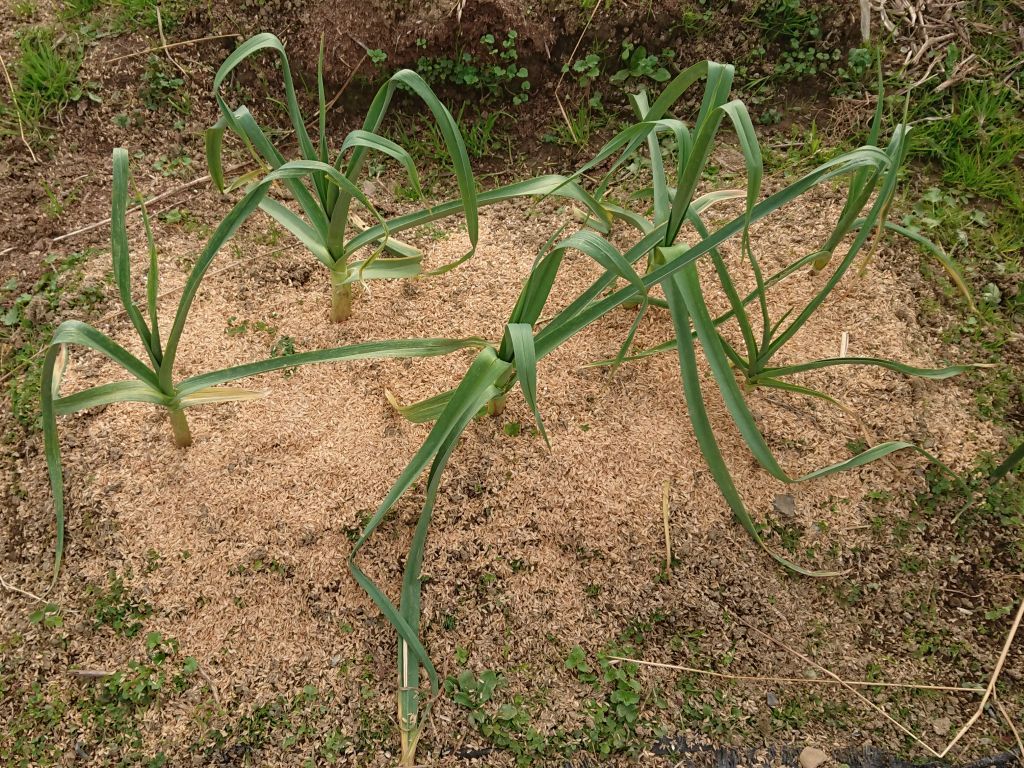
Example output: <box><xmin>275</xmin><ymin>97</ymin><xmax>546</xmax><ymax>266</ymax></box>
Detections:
<box><xmin>41</xmin><ymin>344</ymin><xmax>66</xmax><ymax>588</ymax></box>
<box><xmin>42</xmin><ymin>349</ymin><xmax>161</xmax><ymax>587</ymax></box>
<box><xmin>752</xmin><ymin>376</ymin><xmax>857</xmax><ymax>415</ymax></box>
<box><xmin>138</xmin><ymin>184</ymin><xmax>162</xmax><ymax>364</ymax></box>
<box><xmin>760</xmin><ymin>132</ymin><xmax>906</xmax><ymax>362</ymax></box>
<box><xmin>363</xmin><ymin>70</ymin><xmax>475</xmax><ymax>238</ymax></box>
<box><xmin>685</xmin><ymin>204</ymin><xmax>760</xmax><ymax>364</ymax></box>
<box><xmin>718</xmin><ymin>100</ymin><xmax>771</xmax><ymax>347</ymax></box>
<box><xmin>676</xmin><ymin>257</ymin><xmax>792</xmax><ymax>482</ymax></box>
<box><xmin>317</xmin><ymin>35</ymin><xmax>328</xmax><ymax>165</ymax></box>
<box><xmin>205</xmin><ymin>116</ymin><xmax>229</xmax><ymax>192</ymax></box>
<box><xmin>665</xmin><ymin>96</ymin><xmax>729</xmax><ymax>244</ymax></box>
<box><xmin>535</xmin><ymin>149</ymin><xmax>889</xmax><ymax>360</ymax></box>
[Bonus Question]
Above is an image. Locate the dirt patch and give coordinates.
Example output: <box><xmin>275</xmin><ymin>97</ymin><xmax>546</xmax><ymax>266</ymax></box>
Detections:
<box><xmin>2</xmin><ymin>180</ymin><xmax>1019</xmax><ymax>764</ymax></box>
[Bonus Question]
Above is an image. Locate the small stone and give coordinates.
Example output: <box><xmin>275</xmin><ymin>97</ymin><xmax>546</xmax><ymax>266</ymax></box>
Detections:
<box><xmin>799</xmin><ymin>746</ymin><xmax>830</xmax><ymax>768</ymax></box>
<box><xmin>772</xmin><ymin>493</ymin><xmax>796</xmax><ymax>518</ymax></box>
<box><xmin>766</xmin><ymin>691</ymin><xmax>780</xmax><ymax>708</ymax></box>
<box><xmin>932</xmin><ymin>716</ymin><xmax>952</xmax><ymax>736</ymax></box>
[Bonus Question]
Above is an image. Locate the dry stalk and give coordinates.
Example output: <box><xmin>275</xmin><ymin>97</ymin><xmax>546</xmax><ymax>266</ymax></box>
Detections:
<box><xmin>737</xmin><ymin>600</ymin><xmax>1024</xmax><ymax>760</ymax></box>
<box><xmin>156</xmin><ymin>5</ymin><xmax>190</xmax><ymax>79</ymax></box>
<box><xmin>0</xmin><ymin>574</ymin><xmax>47</xmax><ymax>603</ymax></box>
<box><xmin>554</xmin><ymin>0</ymin><xmax>600</xmax><ymax>144</ymax></box>
<box><xmin>53</xmin><ymin>162</ymin><xmax>249</xmax><ymax>244</ymax></box>
<box><xmin>741</xmin><ymin>620</ymin><xmax>946</xmax><ymax>757</ymax></box>
<box><xmin>661</xmin><ymin>480</ymin><xmax>672</xmax><ymax>578</ymax></box>
<box><xmin>103</xmin><ymin>34</ymin><xmax>237</xmax><ymax>64</ymax></box>
<box><xmin>0</xmin><ymin>52</ymin><xmax>38</xmax><ymax>164</ymax></box>
<box><xmin>607</xmin><ymin>655</ymin><xmax>986</xmax><ymax>694</ymax></box>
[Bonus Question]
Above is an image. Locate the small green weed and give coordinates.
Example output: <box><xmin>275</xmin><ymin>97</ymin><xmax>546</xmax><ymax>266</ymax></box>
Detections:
<box><xmin>746</xmin><ymin>0</ymin><xmax>842</xmax><ymax>84</ymax></box>
<box><xmin>39</xmin><ymin>179</ymin><xmax>79</xmax><ymax>219</ymax></box>
<box><xmin>201</xmin><ymin>685</ymin><xmax>352</xmax><ymax>763</ymax></box>
<box><xmin>1</xmin><ymin>250</ymin><xmax>106</xmax><ymax>429</ymax></box>
<box><xmin>87</xmin><ymin>571</ymin><xmax>153</xmax><ymax>637</ymax></box>
<box><xmin>13</xmin><ymin>0</ymin><xmax>37</xmax><ymax>20</ymax></box>
<box><xmin>2</xmin><ymin>632</ymin><xmax>199</xmax><ymax>766</ymax></box>
<box><xmin>565</xmin><ymin>645</ymin><xmax>647</xmax><ymax>755</ymax></box>
<box><xmin>151</xmin><ymin>151</ymin><xmax>193</xmax><ymax>177</ymax></box>
<box><xmin>29</xmin><ymin>602</ymin><xmax>64</xmax><ymax>630</ymax></box>
<box><xmin>611</xmin><ymin>40</ymin><xmax>673</xmax><ymax>84</ymax></box>
<box><xmin>445</xmin><ymin>670</ymin><xmax>547</xmax><ymax>765</ymax></box>
<box><xmin>140</xmin><ymin>56</ymin><xmax>190</xmax><ymax>114</ymax></box>
<box><xmin>916</xmin><ymin>454</ymin><xmax>1023</xmax><ymax>556</ymax></box>
<box><xmin>416</xmin><ymin>30</ymin><xmax>530</xmax><ymax>106</ymax></box>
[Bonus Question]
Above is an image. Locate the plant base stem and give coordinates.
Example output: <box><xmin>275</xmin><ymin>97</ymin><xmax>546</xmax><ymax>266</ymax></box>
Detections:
<box><xmin>486</xmin><ymin>394</ymin><xmax>506</xmax><ymax>417</ymax></box>
<box><xmin>330</xmin><ymin>273</ymin><xmax>352</xmax><ymax>322</ymax></box>
<box><xmin>168</xmin><ymin>408</ymin><xmax>192</xmax><ymax>447</ymax></box>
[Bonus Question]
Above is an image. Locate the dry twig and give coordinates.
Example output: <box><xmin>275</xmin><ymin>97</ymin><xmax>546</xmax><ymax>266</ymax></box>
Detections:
<box><xmin>607</xmin><ymin>655</ymin><xmax>986</xmax><ymax>694</ymax></box>
<box><xmin>0</xmin><ymin>52</ymin><xmax>38</xmax><ymax>164</ymax></box>
<box><xmin>156</xmin><ymin>5</ymin><xmax>190</xmax><ymax>80</ymax></box>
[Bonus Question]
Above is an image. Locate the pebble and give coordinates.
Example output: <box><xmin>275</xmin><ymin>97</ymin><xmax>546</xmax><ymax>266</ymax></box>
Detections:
<box><xmin>766</xmin><ymin>691</ymin><xmax>780</xmax><ymax>709</ymax></box>
<box><xmin>772</xmin><ymin>493</ymin><xmax>796</xmax><ymax>518</ymax></box>
<box><xmin>798</xmin><ymin>746</ymin><xmax>830</xmax><ymax>768</ymax></box>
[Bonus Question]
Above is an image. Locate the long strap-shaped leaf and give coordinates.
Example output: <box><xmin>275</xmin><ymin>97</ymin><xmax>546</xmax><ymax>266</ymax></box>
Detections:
<box><xmin>111</xmin><ymin>148</ymin><xmax>159</xmax><ymax>368</ymax></box>
<box><xmin>348</xmin><ymin>348</ymin><xmax>511</xmax><ymax>704</ymax></box>
<box><xmin>658</xmin><ymin>250</ymin><xmax>834</xmax><ymax>576</ymax></box>
<box><xmin>209</xmin><ymin>34</ymin><xmax>324</xmax><ymax>204</ymax></box>
<box><xmin>393</xmin><ymin>366</ymin><xmax>505</xmax><ymax>756</ymax></box>
<box><xmin>344</xmin><ymin>175</ymin><xmax>611</xmax><ymax>273</ymax></box>
<box><xmin>535</xmin><ymin>148</ymin><xmax>892</xmax><ymax>359</ymax></box>
<box><xmin>332</xmin><ymin>70</ymin><xmax>475</xmax><ymax>253</ymax></box>
<box><xmin>215</xmin><ymin>106</ymin><xmax>331</xmax><ymax>237</ymax></box>
<box><xmin>677</xmin><ymin>252</ymin><xmax>954</xmax><ymax>488</ymax></box>
<box><xmin>757</xmin><ymin>131</ymin><xmax>906</xmax><ymax>364</ymax></box>
<box><xmin>51</xmin><ymin>320</ymin><xmax>159</xmax><ymax>389</ymax></box>
<box><xmin>175</xmin><ymin>337</ymin><xmax>487</xmax><ymax>396</ymax></box>
<box><xmin>758</xmin><ymin>358</ymin><xmax>982</xmax><ymax>379</ymax></box>
<box><xmin>505</xmin><ymin>324</ymin><xmax>548</xmax><ymax>446</ymax></box>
